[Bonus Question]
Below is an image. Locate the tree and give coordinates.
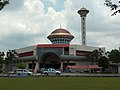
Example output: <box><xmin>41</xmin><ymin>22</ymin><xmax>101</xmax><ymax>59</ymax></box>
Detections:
<box><xmin>0</xmin><ymin>52</ymin><xmax>5</xmax><ymax>73</ymax></box>
<box><xmin>5</xmin><ymin>50</ymin><xmax>18</xmax><ymax>73</ymax></box>
<box><xmin>105</xmin><ymin>0</ymin><xmax>120</xmax><ymax>15</ymax></box>
<box><xmin>108</xmin><ymin>49</ymin><xmax>120</xmax><ymax>63</ymax></box>
<box><xmin>88</xmin><ymin>49</ymin><xmax>103</xmax><ymax>64</ymax></box>
<box><xmin>16</xmin><ymin>63</ymin><xmax>26</xmax><ymax>69</ymax></box>
<box><xmin>98</xmin><ymin>56</ymin><xmax>109</xmax><ymax>73</ymax></box>
<box><xmin>0</xmin><ymin>0</ymin><xmax>9</xmax><ymax>10</ymax></box>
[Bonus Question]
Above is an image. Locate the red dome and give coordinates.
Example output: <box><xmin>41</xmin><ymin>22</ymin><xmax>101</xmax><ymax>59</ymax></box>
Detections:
<box><xmin>48</xmin><ymin>28</ymin><xmax>74</xmax><ymax>38</ymax></box>
<box><xmin>47</xmin><ymin>28</ymin><xmax>74</xmax><ymax>44</ymax></box>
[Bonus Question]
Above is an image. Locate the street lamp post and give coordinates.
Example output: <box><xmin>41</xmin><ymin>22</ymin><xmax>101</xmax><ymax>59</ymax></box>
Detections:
<box><xmin>0</xmin><ymin>0</ymin><xmax>9</xmax><ymax>10</ymax></box>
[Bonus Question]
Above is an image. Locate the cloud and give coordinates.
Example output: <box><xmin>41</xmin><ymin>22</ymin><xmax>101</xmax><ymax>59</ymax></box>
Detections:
<box><xmin>49</xmin><ymin>0</ymin><xmax>57</xmax><ymax>5</ymax></box>
<box><xmin>4</xmin><ymin>0</ymin><xmax>25</xmax><ymax>11</ymax></box>
<box><xmin>0</xmin><ymin>0</ymin><xmax>66</xmax><ymax>51</ymax></box>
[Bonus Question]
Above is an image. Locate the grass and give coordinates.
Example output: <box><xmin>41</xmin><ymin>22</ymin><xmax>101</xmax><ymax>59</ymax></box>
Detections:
<box><xmin>0</xmin><ymin>77</ymin><xmax>120</xmax><ymax>90</ymax></box>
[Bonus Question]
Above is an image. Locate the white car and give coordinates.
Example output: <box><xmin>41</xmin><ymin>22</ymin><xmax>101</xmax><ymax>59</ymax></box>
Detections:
<box><xmin>42</xmin><ymin>68</ymin><xmax>61</xmax><ymax>75</ymax></box>
<box><xmin>9</xmin><ymin>69</ymin><xmax>33</xmax><ymax>76</ymax></box>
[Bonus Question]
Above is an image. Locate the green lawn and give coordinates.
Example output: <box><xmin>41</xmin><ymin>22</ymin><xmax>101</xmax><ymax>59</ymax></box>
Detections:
<box><xmin>0</xmin><ymin>77</ymin><xmax>120</xmax><ymax>90</ymax></box>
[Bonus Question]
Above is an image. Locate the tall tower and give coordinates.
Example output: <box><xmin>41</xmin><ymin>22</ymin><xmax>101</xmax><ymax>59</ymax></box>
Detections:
<box><xmin>77</xmin><ymin>7</ymin><xmax>89</xmax><ymax>45</ymax></box>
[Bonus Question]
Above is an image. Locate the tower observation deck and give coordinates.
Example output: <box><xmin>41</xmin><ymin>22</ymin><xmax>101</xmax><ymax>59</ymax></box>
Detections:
<box><xmin>77</xmin><ymin>7</ymin><xmax>89</xmax><ymax>46</ymax></box>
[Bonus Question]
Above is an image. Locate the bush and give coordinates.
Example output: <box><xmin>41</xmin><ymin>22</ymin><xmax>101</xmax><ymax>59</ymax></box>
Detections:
<box><xmin>16</xmin><ymin>63</ymin><xmax>26</xmax><ymax>69</ymax></box>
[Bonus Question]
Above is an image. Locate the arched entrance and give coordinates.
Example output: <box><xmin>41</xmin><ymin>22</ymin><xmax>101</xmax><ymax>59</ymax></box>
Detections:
<box><xmin>41</xmin><ymin>52</ymin><xmax>61</xmax><ymax>69</ymax></box>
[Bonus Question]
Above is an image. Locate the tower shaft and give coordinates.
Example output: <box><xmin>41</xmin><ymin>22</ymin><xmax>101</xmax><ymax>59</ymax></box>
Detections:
<box><xmin>77</xmin><ymin>7</ymin><xmax>89</xmax><ymax>46</ymax></box>
<box><xmin>81</xmin><ymin>16</ymin><xmax>86</xmax><ymax>45</ymax></box>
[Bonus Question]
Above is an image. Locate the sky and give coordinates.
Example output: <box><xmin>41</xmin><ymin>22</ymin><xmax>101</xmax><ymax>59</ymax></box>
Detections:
<box><xmin>0</xmin><ymin>0</ymin><xmax>120</xmax><ymax>52</ymax></box>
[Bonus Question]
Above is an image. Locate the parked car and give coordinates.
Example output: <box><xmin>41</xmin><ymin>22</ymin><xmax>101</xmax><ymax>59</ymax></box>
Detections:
<box><xmin>9</xmin><ymin>69</ymin><xmax>33</xmax><ymax>76</ymax></box>
<box><xmin>41</xmin><ymin>68</ymin><xmax>61</xmax><ymax>75</ymax></box>
<box><xmin>40</xmin><ymin>68</ymin><xmax>47</xmax><ymax>74</ymax></box>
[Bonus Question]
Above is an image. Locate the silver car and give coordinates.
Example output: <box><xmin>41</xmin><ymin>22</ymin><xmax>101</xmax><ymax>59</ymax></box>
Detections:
<box><xmin>42</xmin><ymin>68</ymin><xmax>61</xmax><ymax>75</ymax></box>
<box><xmin>9</xmin><ymin>69</ymin><xmax>33</xmax><ymax>76</ymax></box>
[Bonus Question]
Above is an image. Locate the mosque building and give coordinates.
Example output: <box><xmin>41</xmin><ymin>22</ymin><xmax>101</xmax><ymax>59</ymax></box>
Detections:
<box><xmin>14</xmin><ymin>7</ymin><xmax>105</xmax><ymax>73</ymax></box>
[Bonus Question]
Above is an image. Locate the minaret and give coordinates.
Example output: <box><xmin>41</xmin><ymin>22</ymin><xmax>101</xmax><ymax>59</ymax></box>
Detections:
<box><xmin>77</xmin><ymin>7</ymin><xmax>89</xmax><ymax>45</ymax></box>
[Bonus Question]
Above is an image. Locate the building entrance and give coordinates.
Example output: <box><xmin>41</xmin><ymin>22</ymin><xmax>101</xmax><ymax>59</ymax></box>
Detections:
<box><xmin>41</xmin><ymin>52</ymin><xmax>61</xmax><ymax>69</ymax></box>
